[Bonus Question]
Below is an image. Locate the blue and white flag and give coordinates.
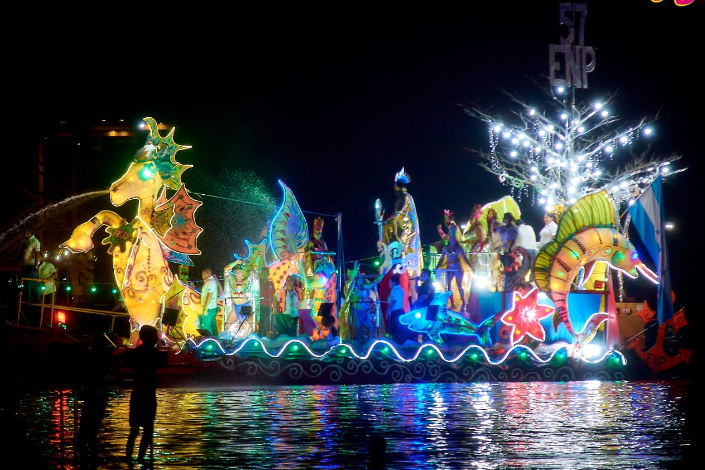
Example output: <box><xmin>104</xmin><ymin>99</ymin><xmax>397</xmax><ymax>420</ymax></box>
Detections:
<box><xmin>627</xmin><ymin>176</ymin><xmax>673</xmax><ymax>324</ymax></box>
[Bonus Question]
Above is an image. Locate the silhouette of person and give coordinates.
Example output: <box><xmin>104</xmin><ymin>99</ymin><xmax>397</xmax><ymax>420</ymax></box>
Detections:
<box><xmin>411</xmin><ymin>268</ymin><xmax>435</xmax><ymax>310</ymax></box>
<box><xmin>368</xmin><ymin>434</ymin><xmax>387</xmax><ymax>469</ymax></box>
<box><xmin>116</xmin><ymin>324</ymin><xmax>168</xmax><ymax>465</ymax></box>
<box><xmin>312</xmin><ymin>310</ymin><xmax>338</xmax><ymax>341</ymax></box>
<box><xmin>77</xmin><ymin>330</ymin><xmax>116</xmax><ymax>470</ymax></box>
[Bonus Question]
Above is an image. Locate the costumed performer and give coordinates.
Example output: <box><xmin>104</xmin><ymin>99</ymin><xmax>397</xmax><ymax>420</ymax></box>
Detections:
<box><xmin>274</xmin><ymin>274</ymin><xmax>304</xmax><ymax>337</ymax></box>
<box><xmin>490</xmin><ymin>211</ymin><xmax>525</xmax><ymax>298</ymax></box>
<box><xmin>436</xmin><ymin>209</ymin><xmax>456</xmax><ymax>246</ymax></box>
<box><xmin>307</xmin><ymin>258</ymin><xmax>338</xmax><ymax>338</ymax></box>
<box><xmin>339</xmin><ymin>262</ymin><xmax>382</xmax><ymax>347</ymax></box>
<box><xmin>223</xmin><ymin>260</ymin><xmax>258</xmax><ymax>339</ymax></box>
<box><xmin>462</xmin><ymin>204</ymin><xmax>492</xmax><ymax>322</ymax></box>
<box><xmin>303</xmin><ymin>216</ymin><xmax>333</xmax><ymax>279</ymax></box>
<box><xmin>388</xmin><ymin>274</ymin><xmax>415</xmax><ymax>344</ymax></box>
<box><xmin>478</xmin><ymin>197</ymin><xmax>521</xmax><ymax>293</ymax></box>
<box><xmin>381</xmin><ymin>167</ymin><xmax>423</xmax><ymax>279</ymax></box>
<box><xmin>462</xmin><ymin>204</ymin><xmax>491</xmax><ymax>268</ymax></box>
<box><xmin>376</xmin><ymin>240</ymin><xmax>392</xmax><ymax>276</ymax></box>
<box><xmin>435</xmin><ymin>224</ymin><xmax>472</xmax><ymax>314</ymax></box>
<box><xmin>375</xmin><ymin>241</ymin><xmax>411</xmax><ymax>335</ymax></box>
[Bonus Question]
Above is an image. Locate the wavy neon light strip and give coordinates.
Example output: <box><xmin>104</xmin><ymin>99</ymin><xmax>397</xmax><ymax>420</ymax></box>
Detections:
<box><xmin>186</xmin><ymin>337</ymin><xmax>626</xmax><ymax>368</ymax></box>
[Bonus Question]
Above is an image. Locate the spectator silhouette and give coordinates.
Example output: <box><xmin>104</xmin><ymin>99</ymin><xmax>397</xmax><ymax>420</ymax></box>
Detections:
<box><xmin>115</xmin><ymin>324</ymin><xmax>168</xmax><ymax>466</ymax></box>
<box><xmin>368</xmin><ymin>434</ymin><xmax>387</xmax><ymax>469</ymax></box>
<box><xmin>77</xmin><ymin>330</ymin><xmax>116</xmax><ymax>470</ymax></box>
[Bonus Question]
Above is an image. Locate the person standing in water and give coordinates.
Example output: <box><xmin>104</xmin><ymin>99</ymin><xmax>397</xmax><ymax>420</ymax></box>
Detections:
<box><xmin>116</xmin><ymin>325</ymin><xmax>168</xmax><ymax>465</ymax></box>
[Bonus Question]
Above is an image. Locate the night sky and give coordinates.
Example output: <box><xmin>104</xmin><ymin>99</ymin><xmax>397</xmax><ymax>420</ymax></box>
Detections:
<box><xmin>11</xmin><ymin>2</ymin><xmax>701</xmax><ymax>311</ymax></box>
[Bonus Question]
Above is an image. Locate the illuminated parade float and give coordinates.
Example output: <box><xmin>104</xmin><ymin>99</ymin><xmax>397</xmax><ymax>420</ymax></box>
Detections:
<box><xmin>53</xmin><ymin>108</ymin><xmax>690</xmax><ymax>385</ymax></box>
<box><xmin>12</xmin><ymin>4</ymin><xmax>692</xmax><ymax>386</ymax></box>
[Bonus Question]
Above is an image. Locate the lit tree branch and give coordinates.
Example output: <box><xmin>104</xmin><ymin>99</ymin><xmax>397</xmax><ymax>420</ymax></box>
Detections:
<box><xmin>463</xmin><ymin>89</ymin><xmax>684</xmax><ymax>214</ymax></box>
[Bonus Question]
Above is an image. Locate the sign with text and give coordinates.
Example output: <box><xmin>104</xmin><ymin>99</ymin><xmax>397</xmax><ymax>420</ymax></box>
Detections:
<box><xmin>549</xmin><ymin>3</ymin><xmax>595</xmax><ymax>89</ymax></box>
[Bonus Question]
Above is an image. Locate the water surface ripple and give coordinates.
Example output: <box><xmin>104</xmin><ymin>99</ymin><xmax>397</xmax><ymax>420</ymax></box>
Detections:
<box><xmin>5</xmin><ymin>381</ymin><xmax>693</xmax><ymax>469</ymax></box>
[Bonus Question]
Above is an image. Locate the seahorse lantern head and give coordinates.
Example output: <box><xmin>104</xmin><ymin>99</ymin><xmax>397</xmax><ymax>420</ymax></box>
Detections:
<box><xmin>110</xmin><ymin>117</ymin><xmax>192</xmax><ymax>207</ymax></box>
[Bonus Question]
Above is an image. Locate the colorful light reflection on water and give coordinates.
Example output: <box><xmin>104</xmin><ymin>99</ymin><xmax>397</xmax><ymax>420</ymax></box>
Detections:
<box><xmin>5</xmin><ymin>381</ymin><xmax>693</xmax><ymax>469</ymax></box>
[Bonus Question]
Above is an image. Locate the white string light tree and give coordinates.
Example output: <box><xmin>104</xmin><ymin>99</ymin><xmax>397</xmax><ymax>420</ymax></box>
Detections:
<box><xmin>465</xmin><ymin>3</ymin><xmax>683</xmax><ymax>220</ymax></box>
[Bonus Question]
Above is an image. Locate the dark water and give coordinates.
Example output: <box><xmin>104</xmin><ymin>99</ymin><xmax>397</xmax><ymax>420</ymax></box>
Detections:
<box><xmin>4</xmin><ymin>381</ymin><xmax>693</xmax><ymax>469</ymax></box>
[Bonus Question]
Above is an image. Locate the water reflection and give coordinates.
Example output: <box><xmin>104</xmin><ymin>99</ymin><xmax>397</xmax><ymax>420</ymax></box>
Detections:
<box><xmin>5</xmin><ymin>381</ymin><xmax>692</xmax><ymax>469</ymax></box>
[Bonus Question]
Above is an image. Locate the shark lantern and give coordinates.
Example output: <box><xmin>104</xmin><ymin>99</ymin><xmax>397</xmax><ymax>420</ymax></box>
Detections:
<box><xmin>398</xmin><ymin>291</ymin><xmax>493</xmax><ymax>345</ymax></box>
<box><xmin>533</xmin><ymin>190</ymin><xmax>658</xmax><ymax>349</ymax></box>
<box><xmin>60</xmin><ymin>117</ymin><xmax>204</xmax><ymax>332</ymax></box>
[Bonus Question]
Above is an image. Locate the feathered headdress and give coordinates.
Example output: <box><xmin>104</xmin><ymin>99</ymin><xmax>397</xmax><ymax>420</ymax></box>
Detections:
<box><xmin>471</xmin><ymin>204</ymin><xmax>482</xmax><ymax>221</ymax></box>
<box><xmin>443</xmin><ymin>209</ymin><xmax>454</xmax><ymax>222</ymax></box>
<box><xmin>231</xmin><ymin>260</ymin><xmax>246</xmax><ymax>271</ymax></box>
<box><xmin>394</xmin><ymin>167</ymin><xmax>411</xmax><ymax>188</ymax></box>
<box><xmin>313</xmin><ymin>216</ymin><xmax>324</xmax><ymax>234</ymax></box>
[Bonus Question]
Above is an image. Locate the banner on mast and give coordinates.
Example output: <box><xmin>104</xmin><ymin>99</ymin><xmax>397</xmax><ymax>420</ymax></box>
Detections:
<box><xmin>627</xmin><ymin>176</ymin><xmax>673</xmax><ymax>324</ymax></box>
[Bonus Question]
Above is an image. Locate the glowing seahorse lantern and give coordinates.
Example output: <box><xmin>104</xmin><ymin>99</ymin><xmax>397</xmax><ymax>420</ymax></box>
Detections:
<box><xmin>533</xmin><ymin>190</ymin><xmax>658</xmax><ymax>349</ymax></box>
<box><xmin>60</xmin><ymin>117</ymin><xmax>203</xmax><ymax>330</ymax></box>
